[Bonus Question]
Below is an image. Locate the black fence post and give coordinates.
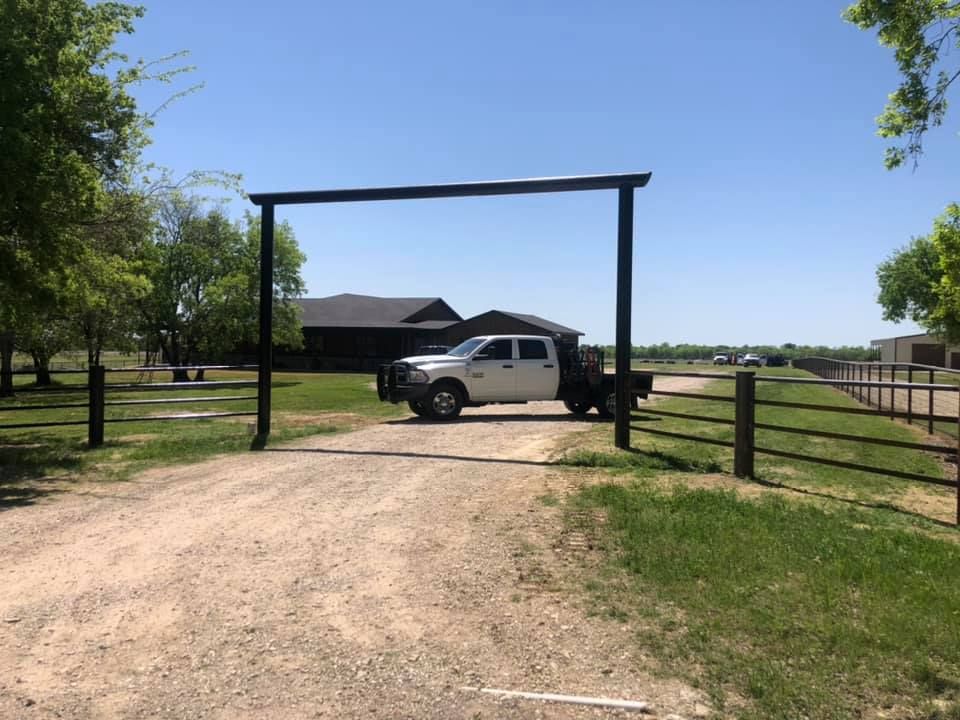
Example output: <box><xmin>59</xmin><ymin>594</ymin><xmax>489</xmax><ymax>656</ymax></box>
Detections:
<box><xmin>929</xmin><ymin>369</ymin><xmax>935</xmax><ymax>435</ymax></box>
<box><xmin>256</xmin><ymin>203</ymin><xmax>275</xmax><ymax>442</ymax></box>
<box><xmin>878</xmin><ymin>365</ymin><xmax>883</xmax><ymax>413</ymax></box>
<box><xmin>907</xmin><ymin>366</ymin><xmax>913</xmax><ymax>425</ymax></box>
<box><xmin>614</xmin><ymin>184</ymin><xmax>634</xmax><ymax>450</ymax></box>
<box><xmin>734</xmin><ymin>371</ymin><xmax>755</xmax><ymax>478</ymax></box>
<box><xmin>88</xmin><ymin>365</ymin><xmax>105</xmax><ymax>448</ymax></box>
<box><xmin>891</xmin><ymin>364</ymin><xmax>896</xmax><ymax>421</ymax></box>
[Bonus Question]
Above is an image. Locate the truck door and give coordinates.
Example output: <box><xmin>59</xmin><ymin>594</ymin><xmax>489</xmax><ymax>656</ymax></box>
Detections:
<box><xmin>516</xmin><ymin>338</ymin><xmax>558</xmax><ymax>400</ymax></box>
<box><xmin>468</xmin><ymin>338</ymin><xmax>516</xmax><ymax>401</ymax></box>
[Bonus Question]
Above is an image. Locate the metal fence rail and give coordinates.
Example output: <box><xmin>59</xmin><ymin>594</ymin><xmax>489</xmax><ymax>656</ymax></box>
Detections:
<box><xmin>0</xmin><ymin>365</ymin><xmax>259</xmax><ymax>445</ymax></box>
<box><xmin>793</xmin><ymin>357</ymin><xmax>960</xmax><ymax>433</ymax></box>
<box><xmin>628</xmin><ymin>369</ymin><xmax>960</xmax><ymax>524</ymax></box>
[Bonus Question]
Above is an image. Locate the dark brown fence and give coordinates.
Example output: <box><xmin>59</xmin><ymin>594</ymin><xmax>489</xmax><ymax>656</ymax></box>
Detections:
<box><xmin>0</xmin><ymin>365</ymin><xmax>258</xmax><ymax>447</ymax></box>
<box><xmin>793</xmin><ymin>357</ymin><xmax>960</xmax><ymax>434</ymax></box>
<box><xmin>630</xmin><ymin>369</ymin><xmax>960</xmax><ymax>524</ymax></box>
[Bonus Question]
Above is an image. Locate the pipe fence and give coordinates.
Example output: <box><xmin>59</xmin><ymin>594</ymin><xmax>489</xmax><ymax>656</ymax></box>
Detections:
<box><xmin>0</xmin><ymin>365</ymin><xmax>259</xmax><ymax>447</ymax></box>
<box><xmin>629</xmin><ymin>369</ymin><xmax>960</xmax><ymax>524</ymax></box>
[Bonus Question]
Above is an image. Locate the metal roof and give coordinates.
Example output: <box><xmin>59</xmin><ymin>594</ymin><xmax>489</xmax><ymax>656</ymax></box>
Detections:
<box><xmin>295</xmin><ymin>294</ymin><xmax>461</xmax><ymax>327</ymax></box>
<box><xmin>461</xmin><ymin>309</ymin><xmax>584</xmax><ymax>336</ymax></box>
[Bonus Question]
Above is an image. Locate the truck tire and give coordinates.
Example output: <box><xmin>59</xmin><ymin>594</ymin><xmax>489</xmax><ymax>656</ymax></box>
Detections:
<box><xmin>563</xmin><ymin>400</ymin><xmax>592</xmax><ymax>415</ymax></box>
<box><xmin>596</xmin><ymin>391</ymin><xmax>616</xmax><ymax>420</ymax></box>
<box><xmin>408</xmin><ymin>400</ymin><xmax>428</xmax><ymax>417</ymax></box>
<box><xmin>426</xmin><ymin>383</ymin><xmax>463</xmax><ymax>420</ymax></box>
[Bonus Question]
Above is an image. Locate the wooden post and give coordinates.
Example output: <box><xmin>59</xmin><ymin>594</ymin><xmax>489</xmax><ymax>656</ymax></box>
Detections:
<box><xmin>858</xmin><ymin>364</ymin><xmax>863</xmax><ymax>403</ymax></box>
<box><xmin>907</xmin><ymin>366</ymin><xmax>913</xmax><ymax>425</ymax></box>
<box><xmin>891</xmin><ymin>364</ymin><xmax>896</xmax><ymax>421</ymax></box>
<box><xmin>956</xmin><ymin>391</ymin><xmax>959</xmax><ymax>526</ymax></box>
<box><xmin>734</xmin><ymin>371</ymin><xmax>755</xmax><ymax>478</ymax></box>
<box><xmin>88</xmin><ymin>365</ymin><xmax>105</xmax><ymax>448</ymax></box>
<box><xmin>929</xmin><ymin>369</ymin><xmax>935</xmax><ymax>435</ymax></box>
<box><xmin>878</xmin><ymin>365</ymin><xmax>883</xmax><ymax>413</ymax></box>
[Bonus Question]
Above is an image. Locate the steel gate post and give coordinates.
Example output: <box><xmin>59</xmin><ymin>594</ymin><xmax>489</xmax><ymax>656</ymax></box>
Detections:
<box><xmin>734</xmin><ymin>371</ymin><xmax>755</xmax><ymax>478</ymax></box>
<box><xmin>88</xmin><ymin>365</ymin><xmax>105</xmax><ymax>448</ymax></box>
<box><xmin>256</xmin><ymin>204</ymin><xmax>275</xmax><ymax>441</ymax></box>
<box><xmin>614</xmin><ymin>185</ymin><xmax>634</xmax><ymax>450</ymax></box>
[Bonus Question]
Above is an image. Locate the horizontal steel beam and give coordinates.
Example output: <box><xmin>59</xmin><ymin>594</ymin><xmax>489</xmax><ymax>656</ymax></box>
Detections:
<box><xmin>248</xmin><ymin>172</ymin><xmax>652</xmax><ymax>206</ymax></box>
<box><xmin>104</xmin><ymin>411</ymin><xmax>257</xmax><ymax>423</ymax></box>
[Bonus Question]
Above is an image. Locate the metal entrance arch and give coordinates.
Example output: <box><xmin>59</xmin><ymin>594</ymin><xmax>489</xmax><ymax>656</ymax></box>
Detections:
<box><xmin>248</xmin><ymin>171</ymin><xmax>652</xmax><ymax>449</ymax></box>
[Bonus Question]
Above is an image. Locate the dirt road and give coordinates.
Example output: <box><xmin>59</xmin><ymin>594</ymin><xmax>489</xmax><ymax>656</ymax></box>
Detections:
<box><xmin>0</xmin><ymin>379</ymin><xmax>711</xmax><ymax>720</ymax></box>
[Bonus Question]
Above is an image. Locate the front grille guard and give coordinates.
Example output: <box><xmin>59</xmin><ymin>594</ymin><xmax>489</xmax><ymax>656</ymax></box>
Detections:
<box><xmin>377</xmin><ymin>362</ymin><xmax>411</xmax><ymax>401</ymax></box>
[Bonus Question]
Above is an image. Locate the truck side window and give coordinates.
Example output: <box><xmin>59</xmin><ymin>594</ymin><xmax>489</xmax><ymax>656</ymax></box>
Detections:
<box><xmin>518</xmin><ymin>339</ymin><xmax>548</xmax><ymax>360</ymax></box>
<box><xmin>479</xmin><ymin>339</ymin><xmax>513</xmax><ymax>360</ymax></box>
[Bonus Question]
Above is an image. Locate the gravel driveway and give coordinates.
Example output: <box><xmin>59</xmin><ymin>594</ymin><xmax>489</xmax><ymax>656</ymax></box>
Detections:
<box><xmin>0</xmin><ymin>379</ymin><xmax>712</xmax><ymax>720</ymax></box>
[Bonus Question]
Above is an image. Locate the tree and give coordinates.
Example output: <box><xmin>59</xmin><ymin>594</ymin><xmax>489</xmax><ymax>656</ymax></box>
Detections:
<box><xmin>0</xmin><ymin>0</ymin><xmax>148</xmax><ymax>296</ymax></box>
<box><xmin>844</xmin><ymin>0</ymin><xmax>960</xmax><ymax>169</ymax></box>
<box><xmin>876</xmin><ymin>205</ymin><xmax>960</xmax><ymax>341</ymax></box>
<box><xmin>139</xmin><ymin>194</ymin><xmax>305</xmax><ymax>380</ymax></box>
<box><xmin>876</xmin><ymin>233</ymin><xmax>942</xmax><ymax>326</ymax></box>
<box><xmin>13</xmin><ymin>310</ymin><xmax>78</xmax><ymax>386</ymax></box>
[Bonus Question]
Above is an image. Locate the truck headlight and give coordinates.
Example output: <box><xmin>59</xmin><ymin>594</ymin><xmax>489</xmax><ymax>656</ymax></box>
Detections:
<box><xmin>407</xmin><ymin>368</ymin><xmax>429</xmax><ymax>384</ymax></box>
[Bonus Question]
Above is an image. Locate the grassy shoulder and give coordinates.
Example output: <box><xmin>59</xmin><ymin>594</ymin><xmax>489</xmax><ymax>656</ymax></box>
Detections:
<box><xmin>555</xmin><ymin>370</ymin><xmax>960</xmax><ymax>718</ymax></box>
<box><xmin>570</xmin><ymin>481</ymin><xmax>960</xmax><ymax>719</ymax></box>
<box><xmin>0</xmin><ymin>371</ymin><xmax>404</xmax><ymax>505</ymax></box>
<box><xmin>573</xmin><ymin>368</ymin><xmax>955</xmax><ymax>519</ymax></box>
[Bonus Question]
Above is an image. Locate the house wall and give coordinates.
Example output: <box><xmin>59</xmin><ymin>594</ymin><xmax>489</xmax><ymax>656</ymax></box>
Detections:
<box><xmin>273</xmin><ymin>327</ymin><xmax>448</xmax><ymax>372</ymax></box>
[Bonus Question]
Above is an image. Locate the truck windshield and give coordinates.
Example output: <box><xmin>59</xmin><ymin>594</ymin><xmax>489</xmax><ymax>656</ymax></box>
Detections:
<box><xmin>448</xmin><ymin>338</ymin><xmax>485</xmax><ymax>357</ymax></box>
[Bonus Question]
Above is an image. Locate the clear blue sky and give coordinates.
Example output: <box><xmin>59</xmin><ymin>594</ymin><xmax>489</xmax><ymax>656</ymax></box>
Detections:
<box><xmin>117</xmin><ymin>0</ymin><xmax>958</xmax><ymax>346</ymax></box>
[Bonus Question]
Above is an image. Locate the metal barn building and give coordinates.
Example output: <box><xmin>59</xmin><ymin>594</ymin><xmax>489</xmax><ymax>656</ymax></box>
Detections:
<box><xmin>870</xmin><ymin>332</ymin><xmax>960</xmax><ymax>368</ymax></box>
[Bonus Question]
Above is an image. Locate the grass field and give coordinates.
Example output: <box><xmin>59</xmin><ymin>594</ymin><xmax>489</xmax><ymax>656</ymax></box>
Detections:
<box><xmin>558</xmin><ymin>370</ymin><xmax>960</xmax><ymax>719</ymax></box>
<box><xmin>0</xmin><ymin>370</ymin><xmax>404</xmax><ymax>507</ymax></box>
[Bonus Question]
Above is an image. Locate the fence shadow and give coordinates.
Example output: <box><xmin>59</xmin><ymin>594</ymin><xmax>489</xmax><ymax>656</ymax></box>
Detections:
<box><xmin>263</xmin><ymin>447</ymin><xmax>555</xmax><ymax>467</ymax></box>
<box><xmin>384</xmin><ymin>413</ymin><xmax>608</xmax><ymax>426</ymax></box>
<box><xmin>0</xmin><ymin>438</ymin><xmax>86</xmax><ymax>510</ymax></box>
<box><xmin>748</xmin><ymin>474</ymin><xmax>958</xmax><ymax>530</ymax></box>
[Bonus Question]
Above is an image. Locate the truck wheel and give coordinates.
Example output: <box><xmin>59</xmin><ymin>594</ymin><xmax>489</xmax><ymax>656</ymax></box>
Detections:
<box><xmin>408</xmin><ymin>400</ymin><xmax>428</xmax><ymax>417</ymax></box>
<box><xmin>426</xmin><ymin>383</ymin><xmax>463</xmax><ymax>420</ymax></box>
<box><xmin>596</xmin><ymin>391</ymin><xmax>616</xmax><ymax>419</ymax></box>
<box><xmin>563</xmin><ymin>400</ymin><xmax>592</xmax><ymax>415</ymax></box>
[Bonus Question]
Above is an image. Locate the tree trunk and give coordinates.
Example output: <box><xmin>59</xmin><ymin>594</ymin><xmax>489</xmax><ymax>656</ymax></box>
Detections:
<box><xmin>0</xmin><ymin>331</ymin><xmax>13</xmax><ymax>397</ymax></box>
<box><xmin>163</xmin><ymin>334</ymin><xmax>190</xmax><ymax>382</ymax></box>
<box><xmin>194</xmin><ymin>369</ymin><xmax>205</xmax><ymax>381</ymax></box>
<box><xmin>31</xmin><ymin>351</ymin><xmax>52</xmax><ymax>386</ymax></box>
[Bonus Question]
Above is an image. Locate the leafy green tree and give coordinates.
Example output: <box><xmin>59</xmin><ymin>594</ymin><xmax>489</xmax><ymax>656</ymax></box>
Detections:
<box><xmin>0</xmin><ymin>0</ymin><xmax>148</xmax><ymax>295</ymax></box>
<box><xmin>139</xmin><ymin>195</ymin><xmax>305</xmax><ymax>380</ymax></box>
<box><xmin>876</xmin><ymin>234</ymin><xmax>943</xmax><ymax>326</ymax></box>
<box><xmin>844</xmin><ymin>0</ymin><xmax>960</xmax><ymax>169</ymax></box>
<box><xmin>13</xmin><ymin>309</ymin><xmax>79</xmax><ymax>386</ymax></box>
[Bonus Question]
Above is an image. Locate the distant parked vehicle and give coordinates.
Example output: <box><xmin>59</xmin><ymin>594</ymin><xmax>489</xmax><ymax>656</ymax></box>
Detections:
<box><xmin>713</xmin><ymin>353</ymin><xmax>728</xmax><ymax>365</ymax></box>
<box><xmin>743</xmin><ymin>353</ymin><xmax>761</xmax><ymax>367</ymax></box>
<box><xmin>766</xmin><ymin>354</ymin><xmax>788</xmax><ymax>367</ymax></box>
<box><xmin>736</xmin><ymin>353</ymin><xmax>745</xmax><ymax>365</ymax></box>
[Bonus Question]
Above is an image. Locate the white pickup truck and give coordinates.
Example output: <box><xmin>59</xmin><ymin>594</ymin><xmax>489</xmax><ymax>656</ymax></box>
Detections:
<box><xmin>376</xmin><ymin>334</ymin><xmax>652</xmax><ymax>420</ymax></box>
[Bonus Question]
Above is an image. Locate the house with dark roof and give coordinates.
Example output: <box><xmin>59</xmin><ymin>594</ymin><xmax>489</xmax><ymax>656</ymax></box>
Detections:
<box><xmin>274</xmin><ymin>294</ymin><xmax>583</xmax><ymax>372</ymax></box>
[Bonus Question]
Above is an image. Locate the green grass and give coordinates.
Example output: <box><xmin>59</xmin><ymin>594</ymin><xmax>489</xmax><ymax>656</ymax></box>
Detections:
<box><xmin>0</xmin><ymin>371</ymin><xmax>404</xmax><ymax>505</ymax></box>
<box><xmin>558</xmin><ymin>369</ymin><xmax>960</xmax><ymax>717</ymax></box>
<box><xmin>596</xmin><ymin>368</ymin><xmax>951</xmax><ymax>505</ymax></box>
<box><xmin>571</xmin><ymin>481</ymin><xmax>960</xmax><ymax>719</ymax></box>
